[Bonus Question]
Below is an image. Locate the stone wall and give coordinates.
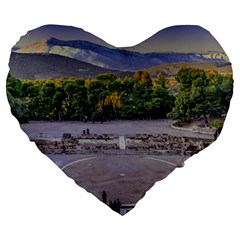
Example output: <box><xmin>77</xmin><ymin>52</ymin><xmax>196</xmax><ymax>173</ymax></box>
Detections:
<box><xmin>32</xmin><ymin>133</ymin><xmax>212</xmax><ymax>156</ymax></box>
<box><xmin>126</xmin><ymin>134</ymin><xmax>211</xmax><ymax>155</ymax></box>
<box><xmin>33</xmin><ymin>134</ymin><xmax>119</xmax><ymax>154</ymax></box>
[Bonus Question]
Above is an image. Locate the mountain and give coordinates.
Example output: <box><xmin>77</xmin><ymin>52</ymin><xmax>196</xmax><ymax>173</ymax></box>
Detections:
<box><xmin>15</xmin><ymin>37</ymin><xmax>228</xmax><ymax>72</ymax></box>
<box><xmin>14</xmin><ymin>24</ymin><xmax>115</xmax><ymax>49</ymax></box>
<box><xmin>9</xmin><ymin>52</ymin><xmax>132</xmax><ymax>80</ymax></box>
<box><xmin>123</xmin><ymin>25</ymin><xmax>225</xmax><ymax>54</ymax></box>
<box><xmin>10</xmin><ymin>24</ymin><xmax>230</xmax><ymax>79</ymax></box>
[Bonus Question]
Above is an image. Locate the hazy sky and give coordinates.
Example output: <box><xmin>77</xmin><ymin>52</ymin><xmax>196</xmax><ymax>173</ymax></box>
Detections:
<box><xmin>15</xmin><ymin>24</ymin><xmax>114</xmax><ymax>49</ymax></box>
<box><xmin>15</xmin><ymin>24</ymin><xmax>224</xmax><ymax>53</ymax></box>
<box><xmin>126</xmin><ymin>25</ymin><xmax>224</xmax><ymax>53</ymax></box>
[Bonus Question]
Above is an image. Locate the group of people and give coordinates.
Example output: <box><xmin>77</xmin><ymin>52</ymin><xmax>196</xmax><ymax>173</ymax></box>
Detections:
<box><xmin>82</xmin><ymin>128</ymin><xmax>90</xmax><ymax>135</ymax></box>
<box><xmin>102</xmin><ymin>191</ymin><xmax>122</xmax><ymax>214</ymax></box>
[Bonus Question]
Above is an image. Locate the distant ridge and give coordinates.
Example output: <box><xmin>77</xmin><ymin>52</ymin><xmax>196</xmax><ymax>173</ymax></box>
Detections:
<box><xmin>14</xmin><ymin>24</ymin><xmax>115</xmax><ymax>49</ymax></box>
<box><xmin>15</xmin><ymin>37</ymin><xmax>228</xmax><ymax>72</ymax></box>
<box><xmin>9</xmin><ymin>52</ymin><xmax>132</xmax><ymax>80</ymax></box>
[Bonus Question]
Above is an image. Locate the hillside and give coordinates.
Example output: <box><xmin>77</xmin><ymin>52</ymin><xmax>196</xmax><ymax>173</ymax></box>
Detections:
<box><xmin>10</xmin><ymin>24</ymin><xmax>232</xmax><ymax>80</ymax></box>
<box><xmin>9</xmin><ymin>52</ymin><xmax>132</xmax><ymax>80</ymax></box>
<box><xmin>146</xmin><ymin>61</ymin><xmax>232</xmax><ymax>78</ymax></box>
<box><xmin>15</xmin><ymin>37</ymin><xmax>228</xmax><ymax>72</ymax></box>
<box><xmin>9</xmin><ymin>52</ymin><xmax>232</xmax><ymax>81</ymax></box>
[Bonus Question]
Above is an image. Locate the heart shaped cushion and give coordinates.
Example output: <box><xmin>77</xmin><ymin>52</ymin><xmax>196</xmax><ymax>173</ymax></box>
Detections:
<box><xmin>6</xmin><ymin>24</ymin><xmax>233</xmax><ymax>215</ymax></box>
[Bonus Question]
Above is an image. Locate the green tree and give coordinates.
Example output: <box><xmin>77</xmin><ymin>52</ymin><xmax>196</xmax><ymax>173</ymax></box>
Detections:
<box><xmin>215</xmin><ymin>75</ymin><xmax>233</xmax><ymax>114</ymax></box>
<box><xmin>52</xmin><ymin>88</ymin><xmax>66</xmax><ymax>120</ymax></box>
<box><xmin>6</xmin><ymin>74</ymin><xmax>23</xmax><ymax>98</ymax></box>
<box><xmin>88</xmin><ymin>80</ymin><xmax>108</xmax><ymax>121</ymax></box>
<box><xmin>64</xmin><ymin>81</ymin><xmax>88</xmax><ymax>120</ymax></box>
<box><xmin>96</xmin><ymin>73</ymin><xmax>117</xmax><ymax>82</ymax></box>
<box><xmin>7</xmin><ymin>91</ymin><xmax>29</xmax><ymax>123</ymax></box>
<box><xmin>169</xmin><ymin>68</ymin><xmax>209</xmax><ymax>124</ymax></box>
<box><xmin>151</xmin><ymin>87</ymin><xmax>175</xmax><ymax>118</ymax></box>
<box><xmin>21</xmin><ymin>81</ymin><xmax>39</xmax><ymax>98</ymax></box>
<box><xmin>157</xmin><ymin>73</ymin><xmax>167</xmax><ymax>88</ymax></box>
<box><xmin>41</xmin><ymin>82</ymin><xmax>56</xmax><ymax>119</ymax></box>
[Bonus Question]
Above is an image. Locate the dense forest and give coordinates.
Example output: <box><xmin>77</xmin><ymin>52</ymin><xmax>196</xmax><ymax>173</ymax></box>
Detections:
<box><xmin>6</xmin><ymin>68</ymin><xmax>233</xmax><ymax>125</ymax></box>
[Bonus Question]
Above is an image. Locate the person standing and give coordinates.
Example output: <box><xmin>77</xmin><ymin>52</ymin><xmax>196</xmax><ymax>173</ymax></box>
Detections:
<box><xmin>102</xmin><ymin>191</ymin><xmax>107</xmax><ymax>204</ymax></box>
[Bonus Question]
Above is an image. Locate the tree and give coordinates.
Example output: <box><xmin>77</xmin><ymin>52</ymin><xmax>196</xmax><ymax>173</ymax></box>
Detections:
<box><xmin>21</xmin><ymin>81</ymin><xmax>39</xmax><ymax>98</ymax></box>
<box><xmin>157</xmin><ymin>73</ymin><xmax>167</xmax><ymax>88</ymax></box>
<box><xmin>40</xmin><ymin>82</ymin><xmax>56</xmax><ymax>119</ymax></box>
<box><xmin>6</xmin><ymin>74</ymin><xmax>23</xmax><ymax>98</ymax></box>
<box><xmin>151</xmin><ymin>87</ymin><xmax>175</xmax><ymax>118</ymax></box>
<box><xmin>52</xmin><ymin>89</ymin><xmax>66</xmax><ymax>120</ymax></box>
<box><xmin>134</xmin><ymin>71</ymin><xmax>152</xmax><ymax>87</ymax></box>
<box><xmin>96</xmin><ymin>73</ymin><xmax>117</xmax><ymax>82</ymax></box>
<box><xmin>7</xmin><ymin>91</ymin><xmax>29</xmax><ymax>123</ymax></box>
<box><xmin>63</xmin><ymin>81</ymin><xmax>88</xmax><ymax>120</ymax></box>
<box><xmin>215</xmin><ymin>75</ymin><xmax>233</xmax><ymax>114</ymax></box>
<box><xmin>168</xmin><ymin>67</ymin><xmax>209</xmax><ymax>124</ymax></box>
<box><xmin>88</xmin><ymin>80</ymin><xmax>108</xmax><ymax>121</ymax></box>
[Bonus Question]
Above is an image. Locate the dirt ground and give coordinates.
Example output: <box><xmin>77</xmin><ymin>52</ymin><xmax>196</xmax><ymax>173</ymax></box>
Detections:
<box><xmin>49</xmin><ymin>153</ymin><xmax>187</xmax><ymax>204</ymax></box>
<box><xmin>21</xmin><ymin>119</ymin><xmax>214</xmax><ymax>139</ymax></box>
<box><xmin>20</xmin><ymin>120</ymin><xmax>214</xmax><ymax>211</ymax></box>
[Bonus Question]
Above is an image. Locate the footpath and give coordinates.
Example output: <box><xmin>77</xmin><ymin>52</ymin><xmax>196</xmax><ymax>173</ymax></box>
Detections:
<box><xmin>171</xmin><ymin>123</ymin><xmax>216</xmax><ymax>135</ymax></box>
